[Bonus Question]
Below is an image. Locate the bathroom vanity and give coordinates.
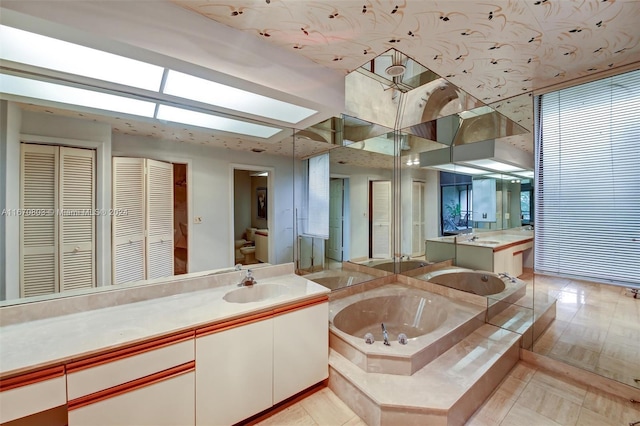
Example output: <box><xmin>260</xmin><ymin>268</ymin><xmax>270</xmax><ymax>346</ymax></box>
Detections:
<box><xmin>0</xmin><ymin>264</ymin><xmax>329</xmax><ymax>425</ymax></box>
<box><xmin>426</xmin><ymin>229</ymin><xmax>534</xmax><ymax>277</ymax></box>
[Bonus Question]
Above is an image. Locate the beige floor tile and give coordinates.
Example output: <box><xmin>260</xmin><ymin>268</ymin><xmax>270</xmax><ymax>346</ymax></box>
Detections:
<box><xmin>528</xmin><ymin>371</ymin><xmax>587</xmax><ymax>405</ymax></box>
<box><xmin>548</xmin><ymin>341</ymin><xmax>600</xmax><ymax>371</ymax></box>
<box><xmin>467</xmin><ymin>389</ymin><xmax>517</xmax><ymax>425</ymax></box>
<box><xmin>582</xmin><ymin>386</ymin><xmax>640</xmax><ymax>425</ymax></box>
<box><xmin>508</xmin><ymin>362</ymin><xmax>537</xmax><ymax>383</ymax></box>
<box><xmin>576</xmin><ymin>407</ymin><xmax>619</xmax><ymax>426</ymax></box>
<box><xmin>256</xmin><ymin>404</ymin><xmax>318</xmax><ymax>426</ymax></box>
<box><xmin>300</xmin><ymin>388</ymin><xmax>359</xmax><ymax>426</ymax></box>
<box><xmin>500</xmin><ymin>401</ymin><xmax>563</xmax><ymax>426</ymax></box>
<box><xmin>341</xmin><ymin>416</ymin><xmax>368</xmax><ymax>426</ymax></box>
<box><xmin>517</xmin><ymin>381</ymin><xmax>582</xmax><ymax>425</ymax></box>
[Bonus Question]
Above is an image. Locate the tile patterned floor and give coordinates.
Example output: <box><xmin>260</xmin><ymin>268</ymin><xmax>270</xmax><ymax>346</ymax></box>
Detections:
<box><xmin>530</xmin><ymin>275</ymin><xmax>640</xmax><ymax>389</ymax></box>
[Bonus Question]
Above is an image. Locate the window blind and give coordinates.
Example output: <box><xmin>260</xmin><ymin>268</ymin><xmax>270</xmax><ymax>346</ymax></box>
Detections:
<box><xmin>536</xmin><ymin>70</ymin><xmax>640</xmax><ymax>287</ymax></box>
<box><xmin>305</xmin><ymin>153</ymin><xmax>330</xmax><ymax>238</ymax></box>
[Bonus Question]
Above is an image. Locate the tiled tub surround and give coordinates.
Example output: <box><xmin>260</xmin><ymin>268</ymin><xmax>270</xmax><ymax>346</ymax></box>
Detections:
<box><xmin>0</xmin><ymin>263</ymin><xmax>331</xmax><ymax>424</ymax></box>
<box><xmin>328</xmin><ymin>281</ymin><xmax>522</xmax><ymax>425</ymax></box>
<box><xmin>329</xmin><ymin>284</ymin><xmax>486</xmax><ymax>376</ymax></box>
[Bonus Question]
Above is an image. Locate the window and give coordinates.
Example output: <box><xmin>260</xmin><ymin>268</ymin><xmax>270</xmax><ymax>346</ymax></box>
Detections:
<box><xmin>536</xmin><ymin>70</ymin><xmax>640</xmax><ymax>286</ymax></box>
<box><xmin>303</xmin><ymin>153</ymin><xmax>330</xmax><ymax>238</ymax></box>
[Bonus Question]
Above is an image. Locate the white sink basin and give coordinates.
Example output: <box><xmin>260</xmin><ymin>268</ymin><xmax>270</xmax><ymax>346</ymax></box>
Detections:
<box><xmin>223</xmin><ymin>284</ymin><xmax>289</xmax><ymax>304</ymax></box>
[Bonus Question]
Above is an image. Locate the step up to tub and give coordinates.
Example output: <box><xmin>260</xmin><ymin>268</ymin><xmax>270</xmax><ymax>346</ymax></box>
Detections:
<box><xmin>329</xmin><ymin>324</ymin><xmax>521</xmax><ymax>426</ymax></box>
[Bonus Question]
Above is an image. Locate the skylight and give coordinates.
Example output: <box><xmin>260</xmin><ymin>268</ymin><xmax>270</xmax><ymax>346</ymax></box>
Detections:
<box><xmin>163</xmin><ymin>71</ymin><xmax>317</xmax><ymax>124</ymax></box>
<box><xmin>0</xmin><ymin>25</ymin><xmax>165</xmax><ymax>92</ymax></box>
<box><xmin>0</xmin><ymin>74</ymin><xmax>156</xmax><ymax>117</ymax></box>
<box><xmin>156</xmin><ymin>105</ymin><xmax>281</xmax><ymax>138</ymax></box>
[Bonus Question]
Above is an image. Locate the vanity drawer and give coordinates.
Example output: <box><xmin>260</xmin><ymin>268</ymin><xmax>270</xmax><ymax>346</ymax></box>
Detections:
<box><xmin>0</xmin><ymin>365</ymin><xmax>66</xmax><ymax>423</ymax></box>
<box><xmin>67</xmin><ymin>331</ymin><xmax>194</xmax><ymax>400</ymax></box>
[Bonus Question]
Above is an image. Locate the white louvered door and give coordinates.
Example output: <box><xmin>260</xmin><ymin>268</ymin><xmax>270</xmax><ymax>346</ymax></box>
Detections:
<box><xmin>145</xmin><ymin>159</ymin><xmax>174</xmax><ymax>279</ymax></box>
<box><xmin>20</xmin><ymin>144</ymin><xmax>59</xmax><ymax>297</ymax></box>
<box><xmin>412</xmin><ymin>181</ymin><xmax>425</xmax><ymax>256</ymax></box>
<box><xmin>112</xmin><ymin>157</ymin><xmax>146</xmax><ymax>285</ymax></box>
<box><xmin>59</xmin><ymin>147</ymin><xmax>96</xmax><ymax>292</ymax></box>
<box><xmin>371</xmin><ymin>180</ymin><xmax>391</xmax><ymax>259</ymax></box>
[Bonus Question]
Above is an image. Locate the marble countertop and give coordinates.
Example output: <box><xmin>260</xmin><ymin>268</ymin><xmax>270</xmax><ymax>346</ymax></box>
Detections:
<box><xmin>427</xmin><ymin>230</ymin><xmax>533</xmax><ymax>250</ymax></box>
<box><xmin>0</xmin><ymin>273</ymin><xmax>329</xmax><ymax>378</ymax></box>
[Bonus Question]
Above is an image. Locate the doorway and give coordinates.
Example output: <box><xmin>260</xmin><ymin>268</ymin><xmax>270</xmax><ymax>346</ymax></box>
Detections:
<box><xmin>173</xmin><ymin>163</ymin><xmax>188</xmax><ymax>275</ymax></box>
<box><xmin>231</xmin><ymin>166</ymin><xmax>272</xmax><ymax>266</ymax></box>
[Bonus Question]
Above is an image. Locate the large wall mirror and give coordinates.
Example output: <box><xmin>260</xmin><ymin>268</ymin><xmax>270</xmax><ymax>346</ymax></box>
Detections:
<box><xmin>1</xmin><ymin>90</ymin><xmax>305</xmax><ymax>306</ymax></box>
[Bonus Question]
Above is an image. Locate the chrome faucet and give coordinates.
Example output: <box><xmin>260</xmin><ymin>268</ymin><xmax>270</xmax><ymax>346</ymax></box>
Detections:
<box><xmin>381</xmin><ymin>323</ymin><xmax>390</xmax><ymax>346</ymax></box>
<box><xmin>234</xmin><ymin>263</ymin><xmax>242</xmax><ymax>271</ymax></box>
<box><xmin>498</xmin><ymin>272</ymin><xmax>517</xmax><ymax>283</ymax></box>
<box><xmin>239</xmin><ymin>269</ymin><xmax>256</xmax><ymax>287</ymax></box>
<box><xmin>468</xmin><ymin>235</ymin><xmax>479</xmax><ymax>241</ymax></box>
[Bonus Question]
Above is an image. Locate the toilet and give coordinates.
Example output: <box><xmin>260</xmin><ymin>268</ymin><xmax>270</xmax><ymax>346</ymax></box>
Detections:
<box><xmin>240</xmin><ymin>245</ymin><xmax>256</xmax><ymax>264</ymax></box>
<box><xmin>234</xmin><ymin>239</ymin><xmax>247</xmax><ymax>263</ymax></box>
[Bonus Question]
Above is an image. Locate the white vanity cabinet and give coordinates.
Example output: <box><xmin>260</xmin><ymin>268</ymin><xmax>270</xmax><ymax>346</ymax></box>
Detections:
<box><xmin>0</xmin><ymin>366</ymin><xmax>66</xmax><ymax>423</ymax></box>
<box><xmin>273</xmin><ymin>300</ymin><xmax>328</xmax><ymax>403</ymax></box>
<box><xmin>67</xmin><ymin>332</ymin><xmax>195</xmax><ymax>426</ymax></box>
<box><xmin>195</xmin><ymin>313</ymin><xmax>274</xmax><ymax>426</ymax></box>
<box><xmin>195</xmin><ymin>296</ymin><xmax>329</xmax><ymax>425</ymax></box>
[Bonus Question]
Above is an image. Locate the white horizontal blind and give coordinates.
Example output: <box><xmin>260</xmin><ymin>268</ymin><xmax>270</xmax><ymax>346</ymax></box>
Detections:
<box><xmin>306</xmin><ymin>153</ymin><xmax>329</xmax><ymax>238</ymax></box>
<box><xmin>536</xmin><ymin>70</ymin><xmax>640</xmax><ymax>287</ymax></box>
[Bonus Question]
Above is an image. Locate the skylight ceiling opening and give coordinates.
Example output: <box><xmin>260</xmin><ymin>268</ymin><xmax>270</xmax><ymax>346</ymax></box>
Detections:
<box><xmin>0</xmin><ymin>74</ymin><xmax>157</xmax><ymax>117</ymax></box>
<box><xmin>1</xmin><ymin>24</ymin><xmax>315</xmax><ymax>136</ymax></box>
<box><xmin>156</xmin><ymin>105</ymin><xmax>281</xmax><ymax>139</ymax></box>
<box><xmin>162</xmin><ymin>71</ymin><xmax>317</xmax><ymax>124</ymax></box>
<box><xmin>0</xmin><ymin>25</ymin><xmax>165</xmax><ymax>92</ymax></box>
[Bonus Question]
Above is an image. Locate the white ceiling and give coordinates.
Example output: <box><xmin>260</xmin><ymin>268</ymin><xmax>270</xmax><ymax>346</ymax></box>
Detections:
<box><xmin>5</xmin><ymin>0</ymin><xmax>640</xmax><ymax>163</ymax></box>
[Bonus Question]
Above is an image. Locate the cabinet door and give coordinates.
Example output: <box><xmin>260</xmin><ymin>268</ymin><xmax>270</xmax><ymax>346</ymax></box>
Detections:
<box><xmin>196</xmin><ymin>318</ymin><xmax>273</xmax><ymax>426</ymax></box>
<box><xmin>273</xmin><ymin>302</ymin><xmax>328</xmax><ymax>404</ymax></box>
<box><xmin>68</xmin><ymin>370</ymin><xmax>194</xmax><ymax>426</ymax></box>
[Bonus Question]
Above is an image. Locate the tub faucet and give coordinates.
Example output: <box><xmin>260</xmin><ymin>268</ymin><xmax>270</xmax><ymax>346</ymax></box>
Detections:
<box><xmin>468</xmin><ymin>235</ymin><xmax>479</xmax><ymax>241</ymax></box>
<box><xmin>234</xmin><ymin>263</ymin><xmax>242</xmax><ymax>271</ymax></box>
<box><xmin>239</xmin><ymin>269</ymin><xmax>256</xmax><ymax>287</ymax></box>
<box><xmin>381</xmin><ymin>323</ymin><xmax>391</xmax><ymax>346</ymax></box>
<box><xmin>498</xmin><ymin>272</ymin><xmax>517</xmax><ymax>283</ymax></box>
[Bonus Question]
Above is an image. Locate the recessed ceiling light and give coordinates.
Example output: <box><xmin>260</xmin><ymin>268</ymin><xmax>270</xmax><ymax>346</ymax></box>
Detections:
<box><xmin>385</xmin><ymin>64</ymin><xmax>406</xmax><ymax>77</ymax></box>
<box><xmin>463</xmin><ymin>159</ymin><xmax>524</xmax><ymax>172</ymax></box>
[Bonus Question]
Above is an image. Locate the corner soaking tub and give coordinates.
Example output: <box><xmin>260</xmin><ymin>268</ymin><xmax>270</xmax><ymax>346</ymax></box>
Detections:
<box><xmin>329</xmin><ymin>284</ymin><xmax>485</xmax><ymax>375</ymax></box>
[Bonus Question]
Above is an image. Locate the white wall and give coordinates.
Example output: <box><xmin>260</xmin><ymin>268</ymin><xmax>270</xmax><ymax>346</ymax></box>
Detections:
<box><xmin>112</xmin><ymin>134</ymin><xmax>295</xmax><ymax>272</ymax></box>
<box><xmin>233</xmin><ymin>170</ymin><xmax>252</xmax><ymax>240</ymax></box>
<box><xmin>0</xmin><ymin>101</ymin><xmax>22</xmax><ymax>300</ymax></box>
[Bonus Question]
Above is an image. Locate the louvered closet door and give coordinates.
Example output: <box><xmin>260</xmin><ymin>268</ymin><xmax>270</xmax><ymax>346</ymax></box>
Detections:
<box><xmin>371</xmin><ymin>180</ymin><xmax>391</xmax><ymax>259</ymax></box>
<box><xmin>58</xmin><ymin>147</ymin><xmax>96</xmax><ymax>292</ymax></box>
<box><xmin>20</xmin><ymin>144</ymin><xmax>59</xmax><ymax>297</ymax></box>
<box><xmin>146</xmin><ymin>159</ymin><xmax>174</xmax><ymax>279</ymax></box>
<box><xmin>412</xmin><ymin>181</ymin><xmax>425</xmax><ymax>256</ymax></box>
<box><xmin>112</xmin><ymin>157</ymin><xmax>146</xmax><ymax>284</ymax></box>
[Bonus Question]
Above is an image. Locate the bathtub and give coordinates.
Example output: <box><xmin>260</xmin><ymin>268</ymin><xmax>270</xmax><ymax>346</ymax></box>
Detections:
<box><xmin>423</xmin><ymin>268</ymin><xmax>526</xmax><ymax>301</ymax></box>
<box><xmin>305</xmin><ymin>270</ymin><xmax>379</xmax><ymax>290</ymax></box>
<box><xmin>368</xmin><ymin>260</ymin><xmax>430</xmax><ymax>273</ymax></box>
<box><xmin>428</xmin><ymin>270</ymin><xmax>506</xmax><ymax>296</ymax></box>
<box><xmin>329</xmin><ymin>284</ymin><xmax>485</xmax><ymax>375</ymax></box>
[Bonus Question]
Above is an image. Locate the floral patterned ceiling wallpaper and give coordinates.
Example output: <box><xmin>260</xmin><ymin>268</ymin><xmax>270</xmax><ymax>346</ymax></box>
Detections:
<box><xmin>173</xmin><ymin>0</ymin><xmax>640</xmax><ymax>104</ymax></box>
